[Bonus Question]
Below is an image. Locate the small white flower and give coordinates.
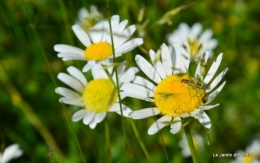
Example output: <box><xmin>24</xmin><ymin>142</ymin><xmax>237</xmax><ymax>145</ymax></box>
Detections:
<box><xmin>77</xmin><ymin>5</ymin><xmax>103</xmax><ymax>28</ymax></box>
<box><xmin>122</xmin><ymin>43</ymin><xmax>227</xmax><ymax>135</ymax></box>
<box><xmin>55</xmin><ymin>62</ymin><xmax>138</xmax><ymax>129</ymax></box>
<box><xmin>230</xmin><ymin>140</ymin><xmax>260</xmax><ymax>163</ymax></box>
<box><xmin>0</xmin><ymin>144</ymin><xmax>22</xmax><ymax>163</ymax></box>
<box><xmin>167</xmin><ymin>22</ymin><xmax>218</xmax><ymax>60</ymax></box>
<box><xmin>54</xmin><ymin>15</ymin><xmax>143</xmax><ymax>72</ymax></box>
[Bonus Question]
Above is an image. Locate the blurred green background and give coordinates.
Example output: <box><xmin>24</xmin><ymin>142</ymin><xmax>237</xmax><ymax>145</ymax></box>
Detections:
<box><xmin>1</xmin><ymin>0</ymin><xmax>260</xmax><ymax>162</ymax></box>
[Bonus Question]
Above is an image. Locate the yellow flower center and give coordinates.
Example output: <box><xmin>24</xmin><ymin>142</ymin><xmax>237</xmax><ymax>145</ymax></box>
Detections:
<box><xmin>82</xmin><ymin>78</ymin><xmax>118</xmax><ymax>112</ymax></box>
<box><xmin>85</xmin><ymin>42</ymin><xmax>113</xmax><ymax>61</ymax></box>
<box><xmin>187</xmin><ymin>38</ymin><xmax>202</xmax><ymax>58</ymax></box>
<box><xmin>82</xmin><ymin>22</ymin><xmax>94</xmax><ymax>28</ymax></box>
<box><xmin>154</xmin><ymin>74</ymin><xmax>205</xmax><ymax>117</ymax></box>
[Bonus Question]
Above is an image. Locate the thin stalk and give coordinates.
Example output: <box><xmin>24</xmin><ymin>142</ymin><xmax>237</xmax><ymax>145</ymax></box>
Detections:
<box><xmin>153</xmin><ymin>116</ymin><xmax>170</xmax><ymax>163</ymax></box>
<box><xmin>183</xmin><ymin>123</ymin><xmax>198</xmax><ymax>163</ymax></box>
<box><xmin>130</xmin><ymin>120</ymin><xmax>151</xmax><ymax>163</ymax></box>
<box><xmin>106</xmin><ymin>1</ymin><xmax>129</xmax><ymax>162</ymax></box>
<box><xmin>205</xmin><ymin>129</ymin><xmax>216</xmax><ymax>163</ymax></box>
<box><xmin>105</xmin><ymin>119</ymin><xmax>112</xmax><ymax>163</ymax></box>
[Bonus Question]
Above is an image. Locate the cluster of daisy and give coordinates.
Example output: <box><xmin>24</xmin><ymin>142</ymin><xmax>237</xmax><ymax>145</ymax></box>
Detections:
<box><xmin>54</xmin><ymin>5</ymin><xmax>227</xmax><ymax>136</ymax></box>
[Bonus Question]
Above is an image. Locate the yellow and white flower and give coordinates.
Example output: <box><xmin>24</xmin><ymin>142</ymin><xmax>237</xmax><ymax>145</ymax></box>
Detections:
<box><xmin>0</xmin><ymin>144</ymin><xmax>22</xmax><ymax>163</ymax></box>
<box><xmin>77</xmin><ymin>5</ymin><xmax>103</xmax><ymax>28</ymax></box>
<box><xmin>54</xmin><ymin>15</ymin><xmax>143</xmax><ymax>72</ymax></box>
<box><xmin>230</xmin><ymin>140</ymin><xmax>260</xmax><ymax>163</ymax></box>
<box><xmin>122</xmin><ymin>43</ymin><xmax>227</xmax><ymax>135</ymax></box>
<box><xmin>167</xmin><ymin>22</ymin><xmax>218</xmax><ymax>60</ymax></box>
<box><xmin>55</xmin><ymin>62</ymin><xmax>138</xmax><ymax>129</ymax></box>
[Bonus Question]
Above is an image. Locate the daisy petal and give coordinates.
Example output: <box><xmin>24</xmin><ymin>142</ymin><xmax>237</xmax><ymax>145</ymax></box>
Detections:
<box><xmin>135</xmin><ymin>55</ymin><xmax>161</xmax><ymax>83</ymax></box>
<box><xmin>161</xmin><ymin>44</ymin><xmax>173</xmax><ymax>76</ymax></box>
<box><xmin>120</xmin><ymin>92</ymin><xmax>154</xmax><ymax>102</ymax></box>
<box><xmin>207</xmin><ymin>39</ymin><xmax>218</xmax><ymax>49</ymax></box>
<box><xmin>198</xmin><ymin>29</ymin><xmax>213</xmax><ymax>43</ymax></box>
<box><xmin>172</xmin><ymin>43</ymin><xmax>188</xmax><ymax>73</ymax></box>
<box><xmin>198</xmin><ymin>111</ymin><xmax>211</xmax><ymax>129</ymax></box>
<box><xmin>206</xmin><ymin>81</ymin><xmax>226</xmax><ymax>104</ymax></box>
<box><xmin>202</xmin><ymin>104</ymin><xmax>219</xmax><ymax>110</ymax></box>
<box><xmin>116</xmin><ymin>19</ymin><xmax>128</xmax><ymax>33</ymax></box>
<box><xmin>61</xmin><ymin>57</ymin><xmax>87</xmax><ymax>61</ymax></box>
<box><xmin>121</xmin><ymin>83</ymin><xmax>154</xmax><ymax>98</ymax></box>
<box><xmin>113</xmin><ymin>25</ymin><xmax>136</xmax><ymax>48</ymax></box>
<box><xmin>119</xmin><ymin>67</ymin><xmax>139</xmax><ymax>83</ymax></box>
<box><xmin>72</xmin><ymin>25</ymin><xmax>91</xmax><ymax>46</ymax></box>
<box><xmin>59</xmin><ymin>97</ymin><xmax>83</xmax><ymax>106</ymax></box>
<box><xmin>89</xmin><ymin>120</ymin><xmax>97</xmax><ymax>129</ymax></box>
<box><xmin>153</xmin><ymin>61</ymin><xmax>167</xmax><ymax>79</ymax></box>
<box><xmin>57</xmin><ymin>53</ymin><xmax>85</xmax><ymax>59</ymax></box>
<box><xmin>202</xmin><ymin>51</ymin><xmax>209</xmax><ymax>65</ymax></box>
<box><xmin>203</xmin><ymin>53</ymin><xmax>223</xmax><ymax>84</ymax></box>
<box><xmin>116</xmin><ymin>105</ymin><xmax>132</xmax><ymax>117</ymax></box>
<box><xmin>82</xmin><ymin>61</ymin><xmax>96</xmax><ymax>72</ymax></box>
<box><xmin>116</xmin><ymin>61</ymin><xmax>127</xmax><ymax>76</ymax></box>
<box><xmin>95</xmin><ymin>112</ymin><xmax>107</xmax><ymax>123</ymax></box>
<box><xmin>148</xmin><ymin>115</ymin><xmax>172</xmax><ymax>135</ymax></box>
<box><xmin>67</xmin><ymin>66</ymin><xmax>87</xmax><ymax>86</ymax></box>
<box><xmin>54</xmin><ymin>44</ymin><xmax>84</xmax><ymax>54</ymax></box>
<box><xmin>55</xmin><ymin>87</ymin><xmax>82</xmax><ymax>102</ymax></box>
<box><xmin>109</xmin><ymin>103</ymin><xmax>126</xmax><ymax>112</ymax></box>
<box><xmin>194</xmin><ymin>62</ymin><xmax>201</xmax><ymax>79</ymax></box>
<box><xmin>206</xmin><ymin>68</ymin><xmax>228</xmax><ymax>93</ymax></box>
<box><xmin>58</xmin><ymin>73</ymin><xmax>84</xmax><ymax>93</ymax></box>
<box><xmin>72</xmin><ymin>109</ymin><xmax>88</xmax><ymax>122</ymax></box>
<box><xmin>91</xmin><ymin>64</ymin><xmax>108</xmax><ymax>79</ymax></box>
<box><xmin>133</xmin><ymin>76</ymin><xmax>156</xmax><ymax>91</ymax></box>
<box><xmin>190</xmin><ymin>23</ymin><xmax>202</xmax><ymax>39</ymax></box>
<box><xmin>129</xmin><ymin>107</ymin><xmax>161</xmax><ymax>119</ymax></box>
<box><xmin>170</xmin><ymin>117</ymin><xmax>182</xmax><ymax>134</ymax></box>
<box><xmin>115</xmin><ymin>38</ymin><xmax>143</xmax><ymax>54</ymax></box>
<box><xmin>1</xmin><ymin>144</ymin><xmax>23</xmax><ymax>163</ymax></box>
<box><xmin>83</xmin><ymin>111</ymin><xmax>96</xmax><ymax>125</ymax></box>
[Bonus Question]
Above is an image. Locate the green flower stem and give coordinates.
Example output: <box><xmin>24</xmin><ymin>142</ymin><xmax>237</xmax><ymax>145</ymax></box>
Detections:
<box><xmin>183</xmin><ymin>123</ymin><xmax>198</xmax><ymax>163</ymax></box>
<box><xmin>105</xmin><ymin>119</ymin><xmax>112</xmax><ymax>163</ymax></box>
<box><xmin>130</xmin><ymin>120</ymin><xmax>151</xmax><ymax>163</ymax></box>
<box><xmin>106</xmin><ymin>1</ymin><xmax>129</xmax><ymax>162</ymax></box>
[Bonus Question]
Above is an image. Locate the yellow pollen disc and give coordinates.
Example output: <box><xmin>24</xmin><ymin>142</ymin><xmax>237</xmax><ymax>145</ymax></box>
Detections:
<box><xmin>187</xmin><ymin>38</ymin><xmax>202</xmax><ymax>58</ymax></box>
<box><xmin>85</xmin><ymin>42</ymin><xmax>113</xmax><ymax>61</ymax></box>
<box><xmin>82</xmin><ymin>78</ymin><xmax>118</xmax><ymax>113</ymax></box>
<box><xmin>82</xmin><ymin>22</ymin><xmax>94</xmax><ymax>28</ymax></box>
<box><xmin>154</xmin><ymin>74</ymin><xmax>205</xmax><ymax>117</ymax></box>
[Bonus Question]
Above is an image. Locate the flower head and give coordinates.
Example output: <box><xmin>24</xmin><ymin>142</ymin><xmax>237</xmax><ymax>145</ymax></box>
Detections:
<box><xmin>0</xmin><ymin>144</ymin><xmax>23</xmax><ymax>163</ymax></box>
<box><xmin>230</xmin><ymin>140</ymin><xmax>260</xmax><ymax>163</ymax></box>
<box><xmin>54</xmin><ymin>15</ymin><xmax>143</xmax><ymax>72</ymax></box>
<box><xmin>55</xmin><ymin>62</ymin><xmax>138</xmax><ymax>129</ymax></box>
<box><xmin>122</xmin><ymin>43</ymin><xmax>227</xmax><ymax>135</ymax></box>
<box><xmin>77</xmin><ymin>5</ymin><xmax>103</xmax><ymax>28</ymax></box>
<box><xmin>167</xmin><ymin>22</ymin><xmax>218</xmax><ymax>60</ymax></box>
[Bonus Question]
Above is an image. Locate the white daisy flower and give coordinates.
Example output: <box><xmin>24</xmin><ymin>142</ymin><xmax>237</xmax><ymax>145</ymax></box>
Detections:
<box><xmin>55</xmin><ymin>62</ymin><xmax>138</xmax><ymax>129</ymax></box>
<box><xmin>54</xmin><ymin>15</ymin><xmax>143</xmax><ymax>72</ymax></box>
<box><xmin>77</xmin><ymin>5</ymin><xmax>103</xmax><ymax>28</ymax></box>
<box><xmin>230</xmin><ymin>140</ymin><xmax>260</xmax><ymax>163</ymax></box>
<box><xmin>0</xmin><ymin>144</ymin><xmax>23</xmax><ymax>163</ymax></box>
<box><xmin>123</xmin><ymin>43</ymin><xmax>227</xmax><ymax>135</ymax></box>
<box><xmin>167</xmin><ymin>22</ymin><xmax>218</xmax><ymax>60</ymax></box>
<box><xmin>179</xmin><ymin>133</ymin><xmax>203</xmax><ymax>157</ymax></box>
